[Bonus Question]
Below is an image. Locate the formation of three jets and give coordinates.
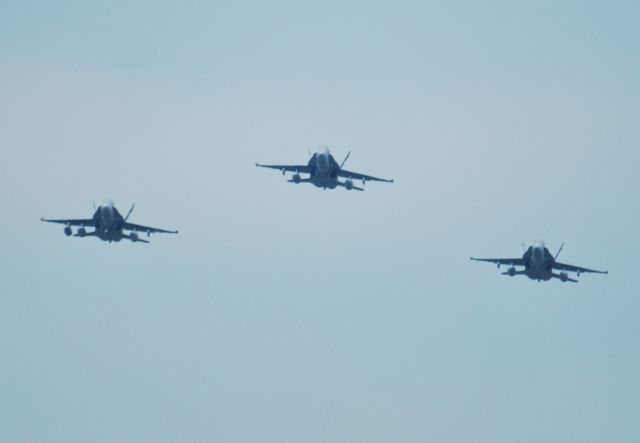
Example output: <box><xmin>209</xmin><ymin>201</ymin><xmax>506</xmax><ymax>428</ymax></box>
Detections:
<box><xmin>41</xmin><ymin>147</ymin><xmax>607</xmax><ymax>282</ymax></box>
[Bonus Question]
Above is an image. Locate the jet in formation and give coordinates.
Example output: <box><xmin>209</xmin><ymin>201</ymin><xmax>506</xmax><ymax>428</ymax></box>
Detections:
<box><xmin>256</xmin><ymin>147</ymin><xmax>393</xmax><ymax>191</ymax></box>
<box><xmin>471</xmin><ymin>241</ymin><xmax>608</xmax><ymax>282</ymax></box>
<box><xmin>41</xmin><ymin>200</ymin><xmax>178</xmax><ymax>243</ymax></box>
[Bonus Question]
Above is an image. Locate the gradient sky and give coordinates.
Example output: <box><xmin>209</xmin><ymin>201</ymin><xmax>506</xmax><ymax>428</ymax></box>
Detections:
<box><xmin>1</xmin><ymin>1</ymin><xmax>639</xmax><ymax>442</ymax></box>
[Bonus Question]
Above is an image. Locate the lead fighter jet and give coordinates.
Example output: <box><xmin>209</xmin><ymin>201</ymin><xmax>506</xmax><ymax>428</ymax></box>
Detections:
<box><xmin>256</xmin><ymin>147</ymin><xmax>393</xmax><ymax>191</ymax></box>
<box><xmin>471</xmin><ymin>241</ymin><xmax>608</xmax><ymax>282</ymax></box>
<box><xmin>41</xmin><ymin>200</ymin><xmax>178</xmax><ymax>243</ymax></box>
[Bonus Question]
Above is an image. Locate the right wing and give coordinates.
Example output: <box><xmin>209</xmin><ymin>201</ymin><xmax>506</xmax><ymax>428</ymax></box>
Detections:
<box><xmin>338</xmin><ymin>169</ymin><xmax>393</xmax><ymax>183</ymax></box>
<box><xmin>122</xmin><ymin>222</ymin><xmax>178</xmax><ymax>235</ymax></box>
<box><xmin>41</xmin><ymin>218</ymin><xmax>96</xmax><ymax>227</ymax></box>
<box><xmin>256</xmin><ymin>163</ymin><xmax>310</xmax><ymax>174</ymax></box>
<box><xmin>553</xmin><ymin>262</ymin><xmax>608</xmax><ymax>275</ymax></box>
<box><xmin>470</xmin><ymin>257</ymin><xmax>526</xmax><ymax>267</ymax></box>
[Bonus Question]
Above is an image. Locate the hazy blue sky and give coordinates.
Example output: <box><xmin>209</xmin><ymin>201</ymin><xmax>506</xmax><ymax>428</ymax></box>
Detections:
<box><xmin>1</xmin><ymin>1</ymin><xmax>639</xmax><ymax>442</ymax></box>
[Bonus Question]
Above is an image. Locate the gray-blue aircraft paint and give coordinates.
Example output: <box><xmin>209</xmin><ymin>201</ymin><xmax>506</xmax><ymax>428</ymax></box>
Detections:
<box><xmin>41</xmin><ymin>200</ymin><xmax>178</xmax><ymax>243</ymax></box>
<box><xmin>257</xmin><ymin>147</ymin><xmax>393</xmax><ymax>191</ymax></box>
<box><xmin>471</xmin><ymin>241</ymin><xmax>608</xmax><ymax>283</ymax></box>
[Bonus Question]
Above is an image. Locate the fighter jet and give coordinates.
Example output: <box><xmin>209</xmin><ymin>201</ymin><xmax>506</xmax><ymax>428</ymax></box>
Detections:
<box><xmin>41</xmin><ymin>200</ymin><xmax>178</xmax><ymax>243</ymax></box>
<box><xmin>256</xmin><ymin>146</ymin><xmax>393</xmax><ymax>191</ymax></box>
<box><xmin>471</xmin><ymin>241</ymin><xmax>608</xmax><ymax>282</ymax></box>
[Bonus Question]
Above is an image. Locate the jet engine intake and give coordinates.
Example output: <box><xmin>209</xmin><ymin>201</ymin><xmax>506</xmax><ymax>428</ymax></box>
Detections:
<box><xmin>77</xmin><ymin>227</ymin><xmax>87</xmax><ymax>237</ymax></box>
<box><xmin>507</xmin><ymin>266</ymin><xmax>516</xmax><ymax>276</ymax></box>
<box><xmin>345</xmin><ymin>179</ymin><xmax>354</xmax><ymax>190</ymax></box>
<box><xmin>559</xmin><ymin>272</ymin><xmax>569</xmax><ymax>282</ymax></box>
<box><xmin>292</xmin><ymin>173</ymin><xmax>301</xmax><ymax>184</ymax></box>
<box><xmin>130</xmin><ymin>232</ymin><xmax>139</xmax><ymax>242</ymax></box>
<box><xmin>64</xmin><ymin>226</ymin><xmax>72</xmax><ymax>236</ymax></box>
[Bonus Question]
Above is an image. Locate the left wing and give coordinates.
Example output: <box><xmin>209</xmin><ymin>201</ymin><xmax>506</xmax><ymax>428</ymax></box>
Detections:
<box><xmin>256</xmin><ymin>163</ymin><xmax>310</xmax><ymax>174</ymax></box>
<box><xmin>41</xmin><ymin>218</ymin><xmax>96</xmax><ymax>227</ymax></box>
<box><xmin>471</xmin><ymin>257</ymin><xmax>526</xmax><ymax>267</ymax></box>
<box><xmin>122</xmin><ymin>222</ymin><xmax>178</xmax><ymax>235</ymax></box>
<box><xmin>338</xmin><ymin>169</ymin><xmax>393</xmax><ymax>183</ymax></box>
<box><xmin>553</xmin><ymin>262</ymin><xmax>607</xmax><ymax>275</ymax></box>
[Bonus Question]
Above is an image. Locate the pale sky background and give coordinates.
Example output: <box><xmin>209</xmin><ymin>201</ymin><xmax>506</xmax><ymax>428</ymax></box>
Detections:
<box><xmin>1</xmin><ymin>1</ymin><xmax>639</xmax><ymax>442</ymax></box>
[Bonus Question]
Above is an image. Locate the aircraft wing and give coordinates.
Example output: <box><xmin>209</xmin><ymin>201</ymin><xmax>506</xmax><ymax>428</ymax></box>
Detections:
<box><xmin>122</xmin><ymin>222</ymin><xmax>178</xmax><ymax>235</ymax></box>
<box><xmin>338</xmin><ymin>169</ymin><xmax>394</xmax><ymax>183</ymax></box>
<box><xmin>470</xmin><ymin>257</ymin><xmax>526</xmax><ymax>267</ymax></box>
<box><xmin>41</xmin><ymin>218</ymin><xmax>96</xmax><ymax>227</ymax></box>
<box><xmin>256</xmin><ymin>163</ymin><xmax>310</xmax><ymax>173</ymax></box>
<box><xmin>553</xmin><ymin>262</ymin><xmax>607</xmax><ymax>275</ymax></box>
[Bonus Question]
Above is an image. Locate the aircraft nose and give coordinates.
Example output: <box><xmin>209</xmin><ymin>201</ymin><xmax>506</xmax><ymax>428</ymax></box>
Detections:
<box><xmin>533</xmin><ymin>246</ymin><xmax>544</xmax><ymax>262</ymax></box>
<box><xmin>317</xmin><ymin>152</ymin><xmax>329</xmax><ymax>172</ymax></box>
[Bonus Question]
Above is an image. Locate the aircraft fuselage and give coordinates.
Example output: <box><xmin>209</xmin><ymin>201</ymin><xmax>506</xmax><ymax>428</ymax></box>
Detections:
<box><xmin>305</xmin><ymin>147</ymin><xmax>341</xmax><ymax>189</ymax></box>
<box><xmin>257</xmin><ymin>146</ymin><xmax>392</xmax><ymax>191</ymax></box>
<box><xmin>42</xmin><ymin>200</ymin><xmax>176</xmax><ymax>244</ymax></box>
<box><xmin>86</xmin><ymin>200</ymin><xmax>127</xmax><ymax>242</ymax></box>
<box><xmin>520</xmin><ymin>241</ymin><xmax>556</xmax><ymax>281</ymax></box>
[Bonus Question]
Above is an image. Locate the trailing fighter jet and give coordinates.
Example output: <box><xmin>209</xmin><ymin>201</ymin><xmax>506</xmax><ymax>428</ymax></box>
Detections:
<box><xmin>470</xmin><ymin>241</ymin><xmax>608</xmax><ymax>282</ymax></box>
<box><xmin>41</xmin><ymin>200</ymin><xmax>178</xmax><ymax>243</ymax></box>
<box><xmin>256</xmin><ymin>147</ymin><xmax>393</xmax><ymax>191</ymax></box>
